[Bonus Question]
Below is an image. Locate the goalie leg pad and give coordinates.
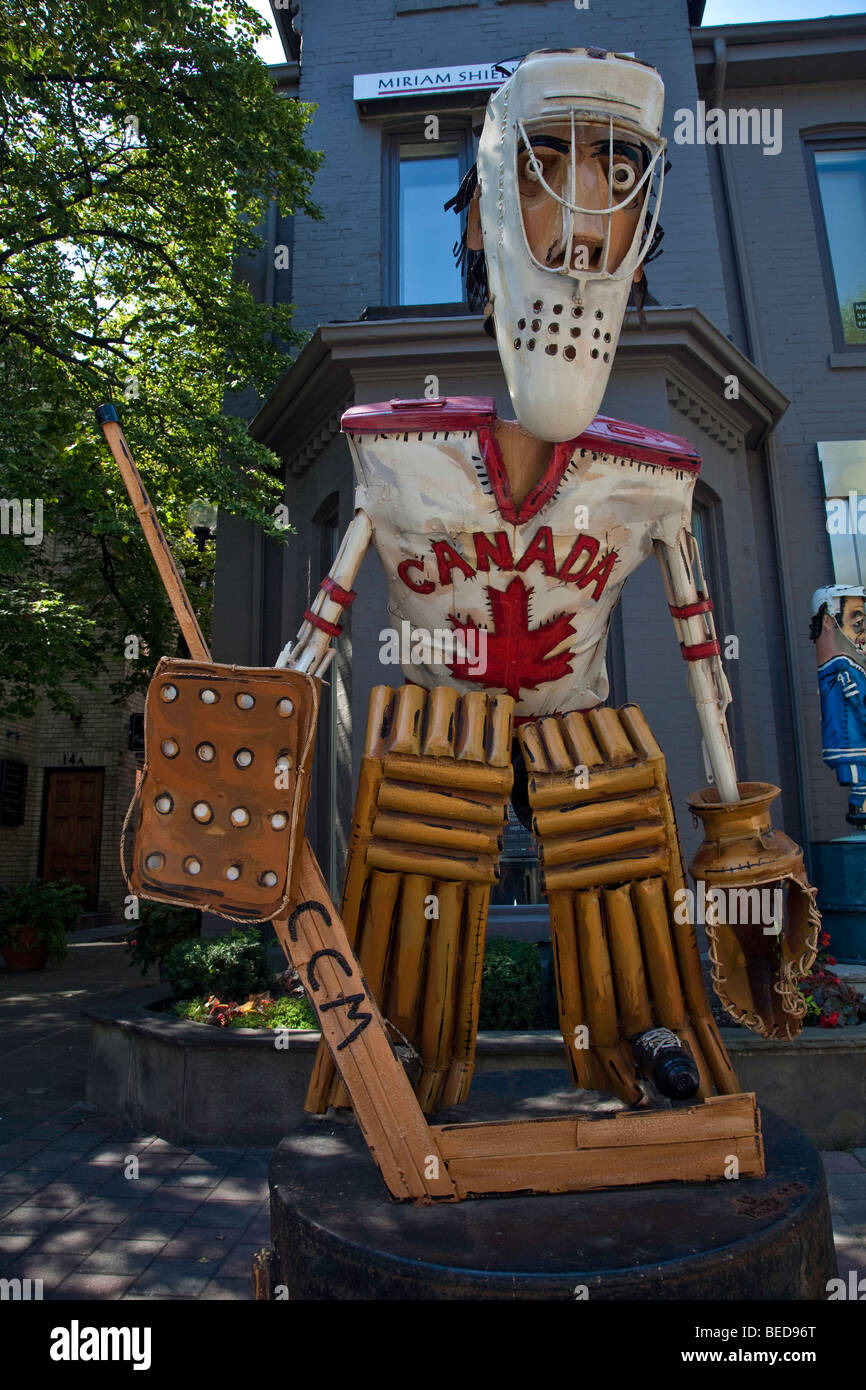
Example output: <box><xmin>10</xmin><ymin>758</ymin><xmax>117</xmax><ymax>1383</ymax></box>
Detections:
<box><xmin>305</xmin><ymin>684</ymin><xmax>514</xmax><ymax>1115</ymax></box>
<box><xmin>520</xmin><ymin>703</ymin><xmax>740</xmax><ymax>1105</ymax></box>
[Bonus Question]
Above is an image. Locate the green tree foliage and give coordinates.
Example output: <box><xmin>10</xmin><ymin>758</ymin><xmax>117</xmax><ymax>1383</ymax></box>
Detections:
<box><xmin>0</xmin><ymin>0</ymin><xmax>321</xmax><ymax>716</ymax></box>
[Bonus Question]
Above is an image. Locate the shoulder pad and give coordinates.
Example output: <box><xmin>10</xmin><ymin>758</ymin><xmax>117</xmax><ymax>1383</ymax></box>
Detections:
<box><xmin>342</xmin><ymin>396</ymin><xmax>497</xmax><ymax>435</ymax></box>
<box><xmin>577</xmin><ymin>415</ymin><xmax>701</xmax><ymax>473</ymax></box>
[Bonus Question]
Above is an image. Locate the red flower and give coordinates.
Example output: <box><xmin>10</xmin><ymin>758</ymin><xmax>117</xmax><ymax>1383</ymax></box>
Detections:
<box><xmin>826</xmin><ymin>956</ymin><xmax>837</xmax><ymax>965</ymax></box>
<box><xmin>819</xmin><ymin>1011</ymin><xmax>840</xmax><ymax>1028</ymax></box>
<box><xmin>130</xmin><ymin>939</ymin><xmax>137</xmax><ymax>946</ymax></box>
<box><xmin>820</xmin><ymin>932</ymin><xmax>831</xmax><ymax>948</ymax></box>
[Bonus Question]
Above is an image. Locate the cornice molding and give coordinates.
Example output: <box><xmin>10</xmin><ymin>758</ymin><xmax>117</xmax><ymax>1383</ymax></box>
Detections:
<box><xmin>665</xmin><ymin>379</ymin><xmax>741</xmax><ymax>454</ymax></box>
<box><xmin>249</xmin><ymin>306</ymin><xmax>788</xmax><ymax>474</ymax></box>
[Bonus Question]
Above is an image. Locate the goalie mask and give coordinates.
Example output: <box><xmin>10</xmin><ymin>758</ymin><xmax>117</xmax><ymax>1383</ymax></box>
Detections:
<box><xmin>476</xmin><ymin>49</ymin><xmax>666</xmax><ymax>442</ymax></box>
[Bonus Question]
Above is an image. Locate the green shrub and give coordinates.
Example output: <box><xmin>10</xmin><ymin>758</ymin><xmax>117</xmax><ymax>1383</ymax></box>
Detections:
<box><xmin>478</xmin><ymin>937</ymin><xmax>541</xmax><ymax>1031</ymax></box>
<box><xmin>259</xmin><ymin>994</ymin><xmax>317</xmax><ymax>1029</ymax></box>
<box><xmin>162</xmin><ymin>928</ymin><xmax>272</xmax><ymax>1001</ymax></box>
<box><xmin>127</xmin><ymin>901</ymin><xmax>201</xmax><ymax>975</ymax></box>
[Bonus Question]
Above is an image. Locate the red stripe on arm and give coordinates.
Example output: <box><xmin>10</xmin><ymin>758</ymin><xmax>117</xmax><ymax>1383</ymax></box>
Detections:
<box><xmin>321</xmin><ymin>576</ymin><xmax>357</xmax><ymax>607</ymax></box>
<box><xmin>304</xmin><ymin>610</ymin><xmax>342</xmax><ymax>638</ymax></box>
<box><xmin>669</xmin><ymin>599</ymin><xmax>713</xmax><ymax>619</ymax></box>
<box><xmin>680</xmin><ymin>639</ymin><xmax>721</xmax><ymax>661</ymax></box>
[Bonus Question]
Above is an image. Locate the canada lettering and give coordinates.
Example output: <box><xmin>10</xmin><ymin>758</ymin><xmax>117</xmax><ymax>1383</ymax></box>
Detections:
<box><xmin>396</xmin><ymin>526</ymin><xmax>618</xmax><ymax>602</ymax></box>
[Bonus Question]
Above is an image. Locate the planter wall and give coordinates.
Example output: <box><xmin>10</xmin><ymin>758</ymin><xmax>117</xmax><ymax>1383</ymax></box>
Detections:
<box><xmin>85</xmin><ymin>987</ymin><xmax>866</xmax><ymax>1149</ymax></box>
<box><xmin>84</xmin><ymin>985</ymin><xmax>320</xmax><ymax>1148</ymax></box>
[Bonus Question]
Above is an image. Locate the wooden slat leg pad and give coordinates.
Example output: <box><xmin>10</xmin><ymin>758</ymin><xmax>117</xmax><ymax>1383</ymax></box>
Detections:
<box><xmin>307</xmin><ymin>685</ymin><xmax>514</xmax><ymax>1117</ymax></box>
<box><xmin>521</xmin><ymin>703</ymin><xmax>740</xmax><ymax>1102</ymax></box>
<box><xmin>431</xmin><ymin>1092</ymin><xmax>764</xmax><ymax>1197</ymax></box>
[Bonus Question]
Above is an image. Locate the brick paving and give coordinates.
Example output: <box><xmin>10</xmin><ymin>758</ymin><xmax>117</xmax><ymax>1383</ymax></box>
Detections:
<box><xmin>0</xmin><ymin>1103</ymin><xmax>267</xmax><ymax>1299</ymax></box>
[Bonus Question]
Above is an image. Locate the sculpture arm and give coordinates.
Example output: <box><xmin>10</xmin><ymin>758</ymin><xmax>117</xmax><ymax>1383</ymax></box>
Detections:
<box><xmin>653</xmin><ymin>529</ymin><xmax>740</xmax><ymax>804</ymax></box>
<box><xmin>275</xmin><ymin>510</ymin><xmax>374</xmax><ymax>677</ymax></box>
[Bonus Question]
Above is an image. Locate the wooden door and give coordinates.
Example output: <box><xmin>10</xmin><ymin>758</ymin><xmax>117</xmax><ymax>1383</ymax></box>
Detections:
<box><xmin>40</xmin><ymin>769</ymin><xmax>104</xmax><ymax>909</ymax></box>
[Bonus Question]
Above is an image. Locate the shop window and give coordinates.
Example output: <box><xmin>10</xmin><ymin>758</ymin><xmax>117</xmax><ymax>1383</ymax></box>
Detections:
<box><xmin>807</xmin><ymin>136</ymin><xmax>866</xmax><ymax>349</ymax></box>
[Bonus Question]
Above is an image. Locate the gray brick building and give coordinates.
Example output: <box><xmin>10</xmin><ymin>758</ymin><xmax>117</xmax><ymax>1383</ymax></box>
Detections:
<box><xmin>211</xmin><ymin>6</ymin><xmax>866</xmax><ymax>947</ymax></box>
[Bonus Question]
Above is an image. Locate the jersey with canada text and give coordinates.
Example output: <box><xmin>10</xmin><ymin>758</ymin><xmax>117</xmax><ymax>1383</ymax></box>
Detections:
<box><xmin>344</xmin><ymin>396</ymin><xmax>700</xmax><ymax>720</ymax></box>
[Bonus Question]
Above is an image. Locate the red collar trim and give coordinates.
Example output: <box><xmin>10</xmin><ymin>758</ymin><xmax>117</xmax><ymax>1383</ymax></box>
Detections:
<box><xmin>479</xmin><ymin>428</ymin><xmax>578</xmax><ymax>526</ymax></box>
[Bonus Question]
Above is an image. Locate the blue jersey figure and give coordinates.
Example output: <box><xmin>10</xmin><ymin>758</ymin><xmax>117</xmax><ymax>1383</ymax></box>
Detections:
<box><xmin>811</xmin><ymin>586</ymin><xmax>866</xmax><ymax>828</ymax></box>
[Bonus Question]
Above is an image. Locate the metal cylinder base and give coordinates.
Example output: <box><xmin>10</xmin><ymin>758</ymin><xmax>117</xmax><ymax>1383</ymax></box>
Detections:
<box><xmin>268</xmin><ymin>1069</ymin><xmax>837</xmax><ymax>1301</ymax></box>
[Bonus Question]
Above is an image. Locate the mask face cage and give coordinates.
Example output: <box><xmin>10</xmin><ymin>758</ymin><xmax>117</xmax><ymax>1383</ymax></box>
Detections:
<box><xmin>475</xmin><ymin>52</ymin><xmax>667</xmax><ymax>440</ymax></box>
<box><xmin>514</xmin><ymin>108</ymin><xmax>666</xmax><ymax>291</ymax></box>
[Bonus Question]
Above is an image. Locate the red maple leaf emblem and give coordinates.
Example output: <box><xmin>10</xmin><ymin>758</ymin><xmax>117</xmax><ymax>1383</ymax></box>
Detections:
<box><xmin>447</xmin><ymin>576</ymin><xmax>576</xmax><ymax>700</ymax></box>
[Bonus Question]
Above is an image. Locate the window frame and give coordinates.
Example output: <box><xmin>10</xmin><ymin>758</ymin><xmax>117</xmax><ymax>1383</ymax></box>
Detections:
<box><xmin>803</xmin><ymin>126</ymin><xmax>866</xmax><ymax>356</ymax></box>
<box><xmin>382</xmin><ymin>119</ymin><xmax>474</xmax><ymax>309</ymax></box>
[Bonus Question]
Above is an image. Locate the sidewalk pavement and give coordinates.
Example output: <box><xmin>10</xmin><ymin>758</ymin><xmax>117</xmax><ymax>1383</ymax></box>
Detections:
<box><xmin>0</xmin><ymin>1108</ymin><xmax>268</xmax><ymax>1299</ymax></box>
<box><xmin>0</xmin><ymin>936</ymin><xmax>266</xmax><ymax>1298</ymax></box>
<box><xmin>1</xmin><ymin>936</ymin><xmax>865</xmax><ymax>1299</ymax></box>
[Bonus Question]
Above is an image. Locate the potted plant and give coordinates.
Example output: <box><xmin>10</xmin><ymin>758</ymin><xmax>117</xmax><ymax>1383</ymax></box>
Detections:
<box><xmin>0</xmin><ymin>879</ymin><xmax>85</xmax><ymax>971</ymax></box>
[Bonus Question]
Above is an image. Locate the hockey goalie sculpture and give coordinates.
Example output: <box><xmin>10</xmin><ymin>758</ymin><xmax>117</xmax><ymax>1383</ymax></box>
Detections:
<box><xmin>108</xmin><ymin>48</ymin><xmax>820</xmax><ymax>1200</ymax></box>
<box><xmin>290</xmin><ymin>49</ymin><xmax>819</xmax><ymax>1114</ymax></box>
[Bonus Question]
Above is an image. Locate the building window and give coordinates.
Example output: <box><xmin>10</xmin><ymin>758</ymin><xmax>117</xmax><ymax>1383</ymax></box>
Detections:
<box><xmin>383</xmin><ymin>127</ymin><xmax>472</xmax><ymax>307</ymax></box>
<box><xmin>809</xmin><ymin>139</ymin><xmax>866</xmax><ymax>348</ymax></box>
<box><xmin>314</xmin><ymin>498</ymin><xmax>340</xmax><ymax>895</ymax></box>
<box><xmin>691</xmin><ymin>501</ymin><xmax>712</xmax><ymax>586</ymax></box>
<box><xmin>398</xmin><ymin>142</ymin><xmax>462</xmax><ymax>304</ymax></box>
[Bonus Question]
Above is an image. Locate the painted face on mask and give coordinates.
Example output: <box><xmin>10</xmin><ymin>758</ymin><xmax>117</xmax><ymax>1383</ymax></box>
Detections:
<box><xmin>516</xmin><ymin>121</ymin><xmax>647</xmax><ymax>277</ymax></box>
<box><xmin>841</xmin><ymin>596</ymin><xmax>866</xmax><ymax>650</ymax></box>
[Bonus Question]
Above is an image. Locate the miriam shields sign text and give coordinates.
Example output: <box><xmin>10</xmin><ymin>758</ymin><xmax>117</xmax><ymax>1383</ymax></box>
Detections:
<box><xmin>353</xmin><ymin>60</ymin><xmax>519</xmax><ymax>102</ymax></box>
